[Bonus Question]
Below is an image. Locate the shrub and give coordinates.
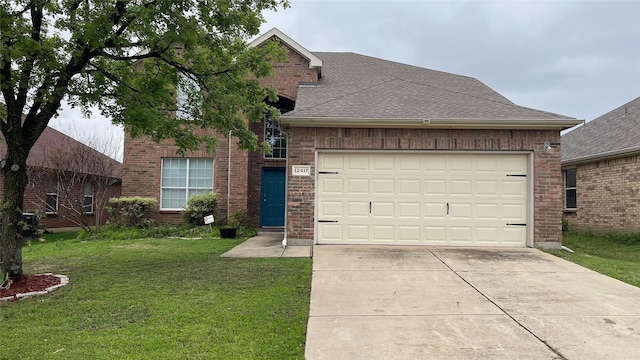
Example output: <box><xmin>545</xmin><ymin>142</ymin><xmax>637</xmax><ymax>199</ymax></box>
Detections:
<box><xmin>561</xmin><ymin>218</ymin><xmax>570</xmax><ymax>233</ymax></box>
<box><xmin>183</xmin><ymin>192</ymin><xmax>218</xmax><ymax>226</ymax></box>
<box><xmin>107</xmin><ymin>196</ymin><xmax>157</xmax><ymax>228</ymax></box>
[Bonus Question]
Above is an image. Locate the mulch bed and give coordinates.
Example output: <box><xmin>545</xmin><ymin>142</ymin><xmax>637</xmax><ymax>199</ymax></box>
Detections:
<box><xmin>1</xmin><ymin>274</ymin><xmax>62</xmax><ymax>301</ymax></box>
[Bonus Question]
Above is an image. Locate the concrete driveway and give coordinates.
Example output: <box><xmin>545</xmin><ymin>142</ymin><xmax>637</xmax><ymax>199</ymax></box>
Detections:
<box><xmin>305</xmin><ymin>246</ymin><xmax>640</xmax><ymax>360</ymax></box>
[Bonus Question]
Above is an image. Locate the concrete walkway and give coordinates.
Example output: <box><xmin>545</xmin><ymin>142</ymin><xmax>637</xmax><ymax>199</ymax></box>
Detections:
<box><xmin>306</xmin><ymin>246</ymin><xmax>640</xmax><ymax>360</ymax></box>
<box><xmin>220</xmin><ymin>232</ymin><xmax>311</xmax><ymax>258</ymax></box>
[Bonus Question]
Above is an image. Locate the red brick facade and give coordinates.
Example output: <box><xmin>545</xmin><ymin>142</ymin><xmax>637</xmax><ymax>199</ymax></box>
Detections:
<box><xmin>122</xmin><ymin>36</ymin><xmax>566</xmax><ymax>247</ymax></box>
<box><xmin>563</xmin><ymin>154</ymin><xmax>640</xmax><ymax>232</ymax></box>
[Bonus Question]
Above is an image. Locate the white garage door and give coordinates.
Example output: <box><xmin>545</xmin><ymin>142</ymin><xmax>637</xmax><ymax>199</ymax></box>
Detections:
<box><xmin>317</xmin><ymin>152</ymin><xmax>529</xmax><ymax>246</ymax></box>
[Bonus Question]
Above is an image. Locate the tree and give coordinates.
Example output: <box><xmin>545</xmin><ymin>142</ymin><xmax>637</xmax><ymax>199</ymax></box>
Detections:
<box><xmin>27</xmin><ymin>129</ymin><xmax>122</xmax><ymax>232</ymax></box>
<box><xmin>0</xmin><ymin>0</ymin><xmax>288</xmax><ymax>282</ymax></box>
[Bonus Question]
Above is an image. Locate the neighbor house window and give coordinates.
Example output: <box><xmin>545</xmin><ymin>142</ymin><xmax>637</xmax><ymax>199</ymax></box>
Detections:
<box><xmin>46</xmin><ymin>181</ymin><xmax>58</xmax><ymax>213</ymax></box>
<box><xmin>83</xmin><ymin>182</ymin><xmax>94</xmax><ymax>214</ymax></box>
<box><xmin>564</xmin><ymin>168</ymin><xmax>577</xmax><ymax>209</ymax></box>
<box><xmin>161</xmin><ymin>158</ymin><xmax>213</xmax><ymax>210</ymax></box>
<box><xmin>264</xmin><ymin>117</ymin><xmax>286</xmax><ymax>159</ymax></box>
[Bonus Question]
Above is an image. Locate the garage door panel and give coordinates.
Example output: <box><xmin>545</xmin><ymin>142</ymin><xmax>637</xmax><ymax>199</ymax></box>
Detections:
<box><xmin>398</xmin><ymin>226</ymin><xmax>420</xmax><ymax>243</ymax></box>
<box><xmin>476</xmin><ymin>203</ymin><xmax>499</xmax><ymax>220</ymax></box>
<box><xmin>319</xmin><ymin>178</ymin><xmax>344</xmax><ymax>194</ymax></box>
<box><xmin>398</xmin><ymin>179</ymin><xmax>420</xmax><ymax>195</ymax></box>
<box><xmin>373</xmin><ymin>178</ymin><xmax>395</xmax><ymax>194</ymax></box>
<box><xmin>398</xmin><ymin>202</ymin><xmax>420</xmax><ymax>218</ymax></box>
<box><xmin>372</xmin><ymin>202</ymin><xmax>394</xmax><ymax>218</ymax></box>
<box><xmin>346</xmin><ymin>224</ymin><xmax>369</xmax><ymax>241</ymax></box>
<box><xmin>450</xmin><ymin>180</ymin><xmax>473</xmax><ymax>196</ymax></box>
<box><xmin>371</xmin><ymin>225</ymin><xmax>394</xmax><ymax>242</ymax></box>
<box><xmin>347</xmin><ymin>178</ymin><xmax>369</xmax><ymax>194</ymax></box>
<box><xmin>347</xmin><ymin>202</ymin><xmax>369</xmax><ymax>217</ymax></box>
<box><xmin>317</xmin><ymin>153</ymin><xmax>529</xmax><ymax>246</ymax></box>
<box><xmin>319</xmin><ymin>201</ymin><xmax>344</xmax><ymax>217</ymax></box>
<box><xmin>501</xmin><ymin>180</ymin><xmax>526</xmax><ymax>197</ymax></box>
<box><xmin>424</xmin><ymin>180</ymin><xmax>447</xmax><ymax>196</ymax></box>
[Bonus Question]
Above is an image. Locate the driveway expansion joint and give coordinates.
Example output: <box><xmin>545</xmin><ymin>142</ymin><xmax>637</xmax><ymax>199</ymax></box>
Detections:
<box><xmin>427</xmin><ymin>248</ymin><xmax>569</xmax><ymax>360</ymax></box>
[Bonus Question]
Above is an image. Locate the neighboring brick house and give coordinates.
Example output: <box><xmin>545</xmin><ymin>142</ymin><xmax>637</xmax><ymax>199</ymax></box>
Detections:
<box><xmin>122</xmin><ymin>28</ymin><xmax>580</xmax><ymax>248</ymax></box>
<box><xmin>0</xmin><ymin>126</ymin><xmax>123</xmax><ymax>229</ymax></box>
<box><xmin>561</xmin><ymin>96</ymin><xmax>640</xmax><ymax>232</ymax></box>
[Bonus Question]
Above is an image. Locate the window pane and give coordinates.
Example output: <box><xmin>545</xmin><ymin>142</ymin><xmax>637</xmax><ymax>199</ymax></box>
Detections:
<box><xmin>565</xmin><ymin>169</ymin><xmax>576</xmax><ymax>188</ymax></box>
<box><xmin>264</xmin><ymin>117</ymin><xmax>286</xmax><ymax>159</ymax></box>
<box><xmin>83</xmin><ymin>196</ymin><xmax>93</xmax><ymax>213</ymax></box>
<box><xmin>46</xmin><ymin>195</ymin><xmax>57</xmax><ymax>212</ymax></box>
<box><xmin>162</xmin><ymin>158</ymin><xmax>187</xmax><ymax>187</ymax></box>
<box><xmin>161</xmin><ymin>188</ymin><xmax>187</xmax><ymax>209</ymax></box>
<box><xmin>566</xmin><ymin>189</ymin><xmax>576</xmax><ymax>209</ymax></box>
<box><xmin>84</xmin><ymin>182</ymin><xmax>94</xmax><ymax>195</ymax></box>
<box><xmin>188</xmin><ymin>159</ymin><xmax>213</xmax><ymax>188</ymax></box>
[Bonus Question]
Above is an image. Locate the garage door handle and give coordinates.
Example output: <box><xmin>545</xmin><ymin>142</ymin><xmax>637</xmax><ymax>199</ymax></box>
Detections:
<box><xmin>446</xmin><ymin>202</ymin><xmax>449</xmax><ymax>215</ymax></box>
<box><xmin>369</xmin><ymin>201</ymin><xmax>372</xmax><ymax>214</ymax></box>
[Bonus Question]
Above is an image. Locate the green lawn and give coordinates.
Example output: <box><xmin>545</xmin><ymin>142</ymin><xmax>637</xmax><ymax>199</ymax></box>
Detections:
<box><xmin>547</xmin><ymin>231</ymin><xmax>640</xmax><ymax>288</ymax></box>
<box><xmin>0</xmin><ymin>232</ymin><xmax>312</xmax><ymax>360</ymax></box>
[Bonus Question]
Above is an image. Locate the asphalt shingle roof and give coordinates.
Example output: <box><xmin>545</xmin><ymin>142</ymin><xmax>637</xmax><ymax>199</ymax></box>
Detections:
<box><xmin>285</xmin><ymin>52</ymin><xmax>575</xmax><ymax>121</ymax></box>
<box><xmin>561</xmin><ymin>96</ymin><xmax>640</xmax><ymax>163</ymax></box>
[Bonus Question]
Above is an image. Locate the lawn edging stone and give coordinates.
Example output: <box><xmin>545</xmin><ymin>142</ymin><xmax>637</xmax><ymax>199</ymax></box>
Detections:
<box><xmin>0</xmin><ymin>274</ymin><xmax>69</xmax><ymax>302</ymax></box>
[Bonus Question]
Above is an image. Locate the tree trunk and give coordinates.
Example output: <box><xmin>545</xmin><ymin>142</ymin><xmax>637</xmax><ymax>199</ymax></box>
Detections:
<box><xmin>0</xmin><ymin>145</ymin><xmax>29</xmax><ymax>281</ymax></box>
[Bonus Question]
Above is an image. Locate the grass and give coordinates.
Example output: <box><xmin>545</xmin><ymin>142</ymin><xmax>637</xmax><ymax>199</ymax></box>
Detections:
<box><xmin>1</xmin><ymin>231</ymin><xmax>312</xmax><ymax>360</ymax></box>
<box><xmin>546</xmin><ymin>231</ymin><xmax>640</xmax><ymax>288</ymax></box>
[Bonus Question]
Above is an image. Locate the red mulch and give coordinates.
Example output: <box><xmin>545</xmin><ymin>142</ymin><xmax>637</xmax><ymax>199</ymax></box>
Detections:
<box><xmin>0</xmin><ymin>274</ymin><xmax>61</xmax><ymax>301</ymax></box>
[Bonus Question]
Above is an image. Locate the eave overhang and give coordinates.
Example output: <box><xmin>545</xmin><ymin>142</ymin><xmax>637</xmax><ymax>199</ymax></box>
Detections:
<box><xmin>279</xmin><ymin>116</ymin><xmax>584</xmax><ymax>130</ymax></box>
<box><xmin>562</xmin><ymin>146</ymin><xmax>640</xmax><ymax>167</ymax></box>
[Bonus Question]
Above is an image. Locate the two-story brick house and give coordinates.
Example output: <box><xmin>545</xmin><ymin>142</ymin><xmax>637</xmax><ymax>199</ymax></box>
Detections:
<box><xmin>122</xmin><ymin>28</ymin><xmax>581</xmax><ymax>248</ymax></box>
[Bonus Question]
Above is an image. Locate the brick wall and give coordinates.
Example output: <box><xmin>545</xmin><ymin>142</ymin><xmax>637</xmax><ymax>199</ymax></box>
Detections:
<box><xmin>285</xmin><ymin>127</ymin><xmax>563</xmax><ymax>246</ymax></box>
<box><xmin>2</xmin><ymin>170</ymin><xmax>122</xmax><ymax>229</ymax></box>
<box><xmin>122</xmin><ymin>130</ymin><xmax>249</xmax><ymax>225</ymax></box>
<box><xmin>563</xmin><ymin>154</ymin><xmax>640</xmax><ymax>232</ymax></box>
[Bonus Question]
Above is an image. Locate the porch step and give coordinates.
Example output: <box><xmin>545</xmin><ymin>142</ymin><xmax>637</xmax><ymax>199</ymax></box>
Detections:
<box><xmin>260</xmin><ymin>227</ymin><xmax>284</xmax><ymax>233</ymax></box>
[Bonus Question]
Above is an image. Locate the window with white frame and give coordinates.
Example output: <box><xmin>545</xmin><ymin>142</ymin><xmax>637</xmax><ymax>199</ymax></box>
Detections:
<box><xmin>564</xmin><ymin>168</ymin><xmax>577</xmax><ymax>209</ymax></box>
<box><xmin>83</xmin><ymin>182</ymin><xmax>94</xmax><ymax>214</ymax></box>
<box><xmin>46</xmin><ymin>180</ymin><xmax>58</xmax><ymax>213</ymax></box>
<box><xmin>161</xmin><ymin>158</ymin><xmax>213</xmax><ymax>210</ymax></box>
<box><xmin>176</xmin><ymin>73</ymin><xmax>201</xmax><ymax>120</ymax></box>
<box><xmin>264</xmin><ymin>116</ymin><xmax>286</xmax><ymax>159</ymax></box>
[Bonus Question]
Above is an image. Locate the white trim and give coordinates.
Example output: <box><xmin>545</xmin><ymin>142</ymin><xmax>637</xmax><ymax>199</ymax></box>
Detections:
<box><xmin>250</xmin><ymin>28</ymin><xmax>323</xmax><ymax>75</ymax></box>
<box><xmin>280</xmin><ymin>116</ymin><xmax>583</xmax><ymax>130</ymax></box>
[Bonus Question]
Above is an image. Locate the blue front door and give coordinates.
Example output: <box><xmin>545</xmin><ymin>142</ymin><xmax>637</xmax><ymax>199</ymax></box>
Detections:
<box><xmin>260</xmin><ymin>167</ymin><xmax>285</xmax><ymax>227</ymax></box>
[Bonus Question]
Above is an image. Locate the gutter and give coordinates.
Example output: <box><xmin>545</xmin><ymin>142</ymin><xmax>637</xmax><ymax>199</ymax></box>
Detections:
<box><xmin>279</xmin><ymin>116</ymin><xmax>583</xmax><ymax>130</ymax></box>
<box><xmin>562</xmin><ymin>146</ymin><xmax>640</xmax><ymax>167</ymax></box>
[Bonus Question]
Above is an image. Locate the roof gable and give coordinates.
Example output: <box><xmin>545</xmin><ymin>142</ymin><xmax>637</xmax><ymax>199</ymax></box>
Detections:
<box><xmin>562</xmin><ymin>96</ymin><xmax>640</xmax><ymax>164</ymax></box>
<box><xmin>250</xmin><ymin>28</ymin><xmax>323</xmax><ymax>76</ymax></box>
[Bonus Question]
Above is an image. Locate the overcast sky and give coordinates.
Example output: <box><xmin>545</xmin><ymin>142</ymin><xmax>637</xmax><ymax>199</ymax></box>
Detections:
<box><xmin>48</xmin><ymin>0</ymin><xmax>640</xmax><ymax>160</ymax></box>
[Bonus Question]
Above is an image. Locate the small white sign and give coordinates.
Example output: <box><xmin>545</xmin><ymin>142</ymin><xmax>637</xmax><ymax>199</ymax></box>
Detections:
<box><xmin>292</xmin><ymin>165</ymin><xmax>311</xmax><ymax>176</ymax></box>
<box><xmin>204</xmin><ymin>215</ymin><xmax>215</xmax><ymax>224</ymax></box>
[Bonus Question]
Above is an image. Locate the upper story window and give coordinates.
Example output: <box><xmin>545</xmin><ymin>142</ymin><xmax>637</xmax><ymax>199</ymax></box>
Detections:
<box><xmin>264</xmin><ymin>117</ymin><xmax>286</xmax><ymax>159</ymax></box>
<box><xmin>161</xmin><ymin>158</ymin><xmax>213</xmax><ymax>210</ymax></box>
<box><xmin>176</xmin><ymin>73</ymin><xmax>201</xmax><ymax>120</ymax></box>
<box><xmin>564</xmin><ymin>168</ymin><xmax>577</xmax><ymax>209</ymax></box>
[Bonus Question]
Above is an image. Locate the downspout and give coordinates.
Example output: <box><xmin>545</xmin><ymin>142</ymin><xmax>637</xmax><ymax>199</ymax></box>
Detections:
<box><xmin>227</xmin><ymin>130</ymin><xmax>232</xmax><ymax>220</ymax></box>
<box><xmin>279</xmin><ymin>123</ymin><xmax>290</xmax><ymax>248</ymax></box>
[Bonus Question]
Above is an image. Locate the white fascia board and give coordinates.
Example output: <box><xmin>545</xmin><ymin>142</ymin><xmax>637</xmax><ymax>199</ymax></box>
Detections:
<box><xmin>250</xmin><ymin>28</ymin><xmax>323</xmax><ymax>73</ymax></box>
<box><xmin>562</xmin><ymin>146</ymin><xmax>640</xmax><ymax>167</ymax></box>
<box><xmin>279</xmin><ymin>117</ymin><xmax>584</xmax><ymax>130</ymax></box>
